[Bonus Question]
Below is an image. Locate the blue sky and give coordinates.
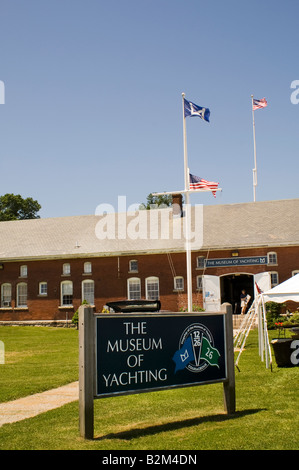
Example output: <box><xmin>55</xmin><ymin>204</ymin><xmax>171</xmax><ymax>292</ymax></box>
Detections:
<box><xmin>0</xmin><ymin>0</ymin><xmax>298</xmax><ymax>218</ymax></box>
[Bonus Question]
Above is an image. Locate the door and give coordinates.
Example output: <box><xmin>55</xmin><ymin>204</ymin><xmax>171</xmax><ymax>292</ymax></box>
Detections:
<box><xmin>203</xmin><ymin>275</ymin><xmax>221</xmax><ymax>311</ymax></box>
<box><xmin>220</xmin><ymin>274</ymin><xmax>254</xmax><ymax>314</ymax></box>
<box><xmin>254</xmin><ymin>272</ymin><xmax>271</xmax><ymax>296</ymax></box>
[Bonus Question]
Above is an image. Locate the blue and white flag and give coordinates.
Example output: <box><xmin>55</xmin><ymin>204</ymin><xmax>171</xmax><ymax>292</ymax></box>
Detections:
<box><xmin>184</xmin><ymin>98</ymin><xmax>210</xmax><ymax>122</ymax></box>
<box><xmin>172</xmin><ymin>336</ymin><xmax>195</xmax><ymax>373</ymax></box>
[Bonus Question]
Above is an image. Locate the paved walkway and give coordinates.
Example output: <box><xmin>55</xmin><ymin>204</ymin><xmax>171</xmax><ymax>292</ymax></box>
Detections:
<box><xmin>0</xmin><ymin>381</ymin><xmax>79</xmax><ymax>427</ymax></box>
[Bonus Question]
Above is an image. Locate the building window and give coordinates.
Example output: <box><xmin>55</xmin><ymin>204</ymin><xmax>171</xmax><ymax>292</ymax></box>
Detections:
<box><xmin>270</xmin><ymin>272</ymin><xmax>279</xmax><ymax>287</ymax></box>
<box><xmin>146</xmin><ymin>277</ymin><xmax>159</xmax><ymax>300</ymax></box>
<box><xmin>174</xmin><ymin>276</ymin><xmax>184</xmax><ymax>291</ymax></box>
<box><xmin>129</xmin><ymin>260</ymin><xmax>138</xmax><ymax>273</ymax></box>
<box><xmin>267</xmin><ymin>252</ymin><xmax>278</xmax><ymax>265</ymax></box>
<box><xmin>61</xmin><ymin>281</ymin><xmax>73</xmax><ymax>306</ymax></box>
<box><xmin>84</xmin><ymin>262</ymin><xmax>92</xmax><ymax>274</ymax></box>
<box><xmin>62</xmin><ymin>263</ymin><xmax>71</xmax><ymax>275</ymax></box>
<box><xmin>82</xmin><ymin>280</ymin><xmax>94</xmax><ymax>305</ymax></box>
<box><xmin>20</xmin><ymin>265</ymin><xmax>27</xmax><ymax>277</ymax></box>
<box><xmin>16</xmin><ymin>283</ymin><xmax>27</xmax><ymax>307</ymax></box>
<box><xmin>196</xmin><ymin>275</ymin><xmax>203</xmax><ymax>292</ymax></box>
<box><xmin>39</xmin><ymin>282</ymin><xmax>48</xmax><ymax>296</ymax></box>
<box><xmin>127</xmin><ymin>278</ymin><xmax>141</xmax><ymax>300</ymax></box>
<box><xmin>196</xmin><ymin>257</ymin><xmax>205</xmax><ymax>269</ymax></box>
<box><xmin>1</xmin><ymin>283</ymin><xmax>12</xmax><ymax>307</ymax></box>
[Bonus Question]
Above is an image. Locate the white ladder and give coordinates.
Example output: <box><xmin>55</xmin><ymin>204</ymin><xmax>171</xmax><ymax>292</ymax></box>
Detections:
<box><xmin>234</xmin><ymin>296</ymin><xmax>272</xmax><ymax>371</ymax></box>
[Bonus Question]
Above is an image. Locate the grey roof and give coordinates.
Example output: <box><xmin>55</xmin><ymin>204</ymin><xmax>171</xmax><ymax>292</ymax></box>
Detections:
<box><xmin>0</xmin><ymin>198</ymin><xmax>299</xmax><ymax>261</ymax></box>
<box><xmin>203</xmin><ymin>198</ymin><xmax>299</xmax><ymax>249</ymax></box>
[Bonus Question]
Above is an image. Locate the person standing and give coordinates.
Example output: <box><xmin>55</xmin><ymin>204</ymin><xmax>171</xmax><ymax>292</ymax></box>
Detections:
<box><xmin>240</xmin><ymin>290</ymin><xmax>251</xmax><ymax>314</ymax></box>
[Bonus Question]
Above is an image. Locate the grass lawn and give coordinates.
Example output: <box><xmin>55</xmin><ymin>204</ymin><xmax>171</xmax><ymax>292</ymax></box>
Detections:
<box><xmin>0</xmin><ymin>326</ymin><xmax>79</xmax><ymax>402</ymax></box>
<box><xmin>0</xmin><ymin>326</ymin><xmax>298</xmax><ymax>450</ymax></box>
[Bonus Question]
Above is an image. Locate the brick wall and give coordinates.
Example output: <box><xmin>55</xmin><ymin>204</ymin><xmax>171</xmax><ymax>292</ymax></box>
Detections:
<box><xmin>1</xmin><ymin>245</ymin><xmax>299</xmax><ymax>321</ymax></box>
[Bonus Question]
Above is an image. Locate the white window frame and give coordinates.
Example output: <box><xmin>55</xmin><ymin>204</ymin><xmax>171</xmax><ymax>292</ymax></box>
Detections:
<box><xmin>60</xmin><ymin>280</ymin><xmax>73</xmax><ymax>306</ymax></box>
<box><xmin>84</xmin><ymin>262</ymin><xmax>92</xmax><ymax>274</ymax></box>
<box><xmin>82</xmin><ymin>279</ymin><xmax>95</xmax><ymax>305</ymax></box>
<box><xmin>127</xmin><ymin>277</ymin><xmax>141</xmax><ymax>300</ymax></box>
<box><xmin>16</xmin><ymin>282</ymin><xmax>27</xmax><ymax>307</ymax></box>
<box><xmin>62</xmin><ymin>263</ymin><xmax>71</xmax><ymax>275</ymax></box>
<box><xmin>174</xmin><ymin>276</ymin><xmax>184</xmax><ymax>291</ymax></box>
<box><xmin>196</xmin><ymin>275</ymin><xmax>203</xmax><ymax>292</ymax></box>
<box><xmin>129</xmin><ymin>260</ymin><xmax>138</xmax><ymax>273</ymax></box>
<box><xmin>1</xmin><ymin>283</ymin><xmax>12</xmax><ymax>307</ymax></box>
<box><xmin>270</xmin><ymin>272</ymin><xmax>279</xmax><ymax>288</ymax></box>
<box><xmin>39</xmin><ymin>282</ymin><xmax>48</xmax><ymax>296</ymax></box>
<box><xmin>145</xmin><ymin>276</ymin><xmax>159</xmax><ymax>300</ymax></box>
<box><xmin>20</xmin><ymin>265</ymin><xmax>27</xmax><ymax>277</ymax></box>
<box><xmin>267</xmin><ymin>252</ymin><xmax>278</xmax><ymax>266</ymax></box>
<box><xmin>196</xmin><ymin>256</ymin><xmax>205</xmax><ymax>269</ymax></box>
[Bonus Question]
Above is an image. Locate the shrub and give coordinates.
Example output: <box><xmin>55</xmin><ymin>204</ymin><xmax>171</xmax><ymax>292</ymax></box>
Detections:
<box><xmin>71</xmin><ymin>300</ymin><xmax>89</xmax><ymax>328</ymax></box>
<box><xmin>179</xmin><ymin>304</ymin><xmax>205</xmax><ymax>313</ymax></box>
<box><xmin>266</xmin><ymin>302</ymin><xmax>285</xmax><ymax>329</ymax></box>
<box><xmin>280</xmin><ymin>312</ymin><xmax>299</xmax><ymax>328</ymax></box>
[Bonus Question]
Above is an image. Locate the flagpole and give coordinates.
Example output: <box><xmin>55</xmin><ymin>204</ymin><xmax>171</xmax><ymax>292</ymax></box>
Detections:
<box><xmin>182</xmin><ymin>92</ymin><xmax>193</xmax><ymax>312</ymax></box>
<box><xmin>251</xmin><ymin>94</ymin><xmax>257</xmax><ymax>202</ymax></box>
<box><xmin>154</xmin><ymin>94</ymin><xmax>219</xmax><ymax>313</ymax></box>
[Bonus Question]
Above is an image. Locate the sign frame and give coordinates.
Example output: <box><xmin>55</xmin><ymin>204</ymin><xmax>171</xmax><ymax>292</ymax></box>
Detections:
<box><xmin>95</xmin><ymin>312</ymin><xmax>227</xmax><ymax>398</ymax></box>
<box><xmin>79</xmin><ymin>303</ymin><xmax>235</xmax><ymax>440</ymax></box>
<box><xmin>205</xmin><ymin>256</ymin><xmax>267</xmax><ymax>268</ymax></box>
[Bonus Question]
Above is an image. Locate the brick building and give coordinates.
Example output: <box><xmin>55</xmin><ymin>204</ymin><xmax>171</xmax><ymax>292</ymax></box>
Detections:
<box><xmin>0</xmin><ymin>198</ymin><xmax>299</xmax><ymax>322</ymax></box>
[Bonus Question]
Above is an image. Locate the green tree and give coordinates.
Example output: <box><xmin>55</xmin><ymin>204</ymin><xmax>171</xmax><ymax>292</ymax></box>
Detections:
<box><xmin>139</xmin><ymin>193</ymin><xmax>173</xmax><ymax>210</ymax></box>
<box><xmin>0</xmin><ymin>193</ymin><xmax>41</xmax><ymax>221</ymax></box>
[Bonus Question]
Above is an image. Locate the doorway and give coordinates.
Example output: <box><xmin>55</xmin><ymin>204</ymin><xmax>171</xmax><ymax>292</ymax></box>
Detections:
<box><xmin>220</xmin><ymin>274</ymin><xmax>254</xmax><ymax>314</ymax></box>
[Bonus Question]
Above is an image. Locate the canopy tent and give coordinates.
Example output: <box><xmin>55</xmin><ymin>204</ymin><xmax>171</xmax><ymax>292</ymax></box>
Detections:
<box><xmin>262</xmin><ymin>273</ymin><xmax>299</xmax><ymax>303</ymax></box>
<box><xmin>235</xmin><ymin>274</ymin><xmax>299</xmax><ymax>371</ymax></box>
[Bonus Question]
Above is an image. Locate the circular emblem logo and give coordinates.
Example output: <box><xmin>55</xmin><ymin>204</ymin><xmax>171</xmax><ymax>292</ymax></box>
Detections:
<box><xmin>179</xmin><ymin>323</ymin><xmax>215</xmax><ymax>373</ymax></box>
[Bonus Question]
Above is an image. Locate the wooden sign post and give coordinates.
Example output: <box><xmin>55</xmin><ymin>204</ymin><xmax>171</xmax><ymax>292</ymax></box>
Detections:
<box><xmin>79</xmin><ymin>305</ymin><xmax>95</xmax><ymax>439</ymax></box>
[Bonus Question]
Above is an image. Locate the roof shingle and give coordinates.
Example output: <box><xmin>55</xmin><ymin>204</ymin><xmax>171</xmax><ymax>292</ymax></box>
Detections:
<box><xmin>0</xmin><ymin>198</ymin><xmax>298</xmax><ymax>261</ymax></box>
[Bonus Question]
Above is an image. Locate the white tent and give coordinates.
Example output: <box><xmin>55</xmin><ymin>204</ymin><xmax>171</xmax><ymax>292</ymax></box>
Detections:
<box><xmin>235</xmin><ymin>274</ymin><xmax>299</xmax><ymax>370</ymax></box>
<box><xmin>262</xmin><ymin>273</ymin><xmax>299</xmax><ymax>303</ymax></box>
<box><xmin>258</xmin><ymin>273</ymin><xmax>299</xmax><ymax>369</ymax></box>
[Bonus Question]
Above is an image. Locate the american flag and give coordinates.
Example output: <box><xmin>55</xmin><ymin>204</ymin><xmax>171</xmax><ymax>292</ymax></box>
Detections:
<box><xmin>189</xmin><ymin>173</ymin><xmax>219</xmax><ymax>197</ymax></box>
<box><xmin>252</xmin><ymin>97</ymin><xmax>268</xmax><ymax>111</ymax></box>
